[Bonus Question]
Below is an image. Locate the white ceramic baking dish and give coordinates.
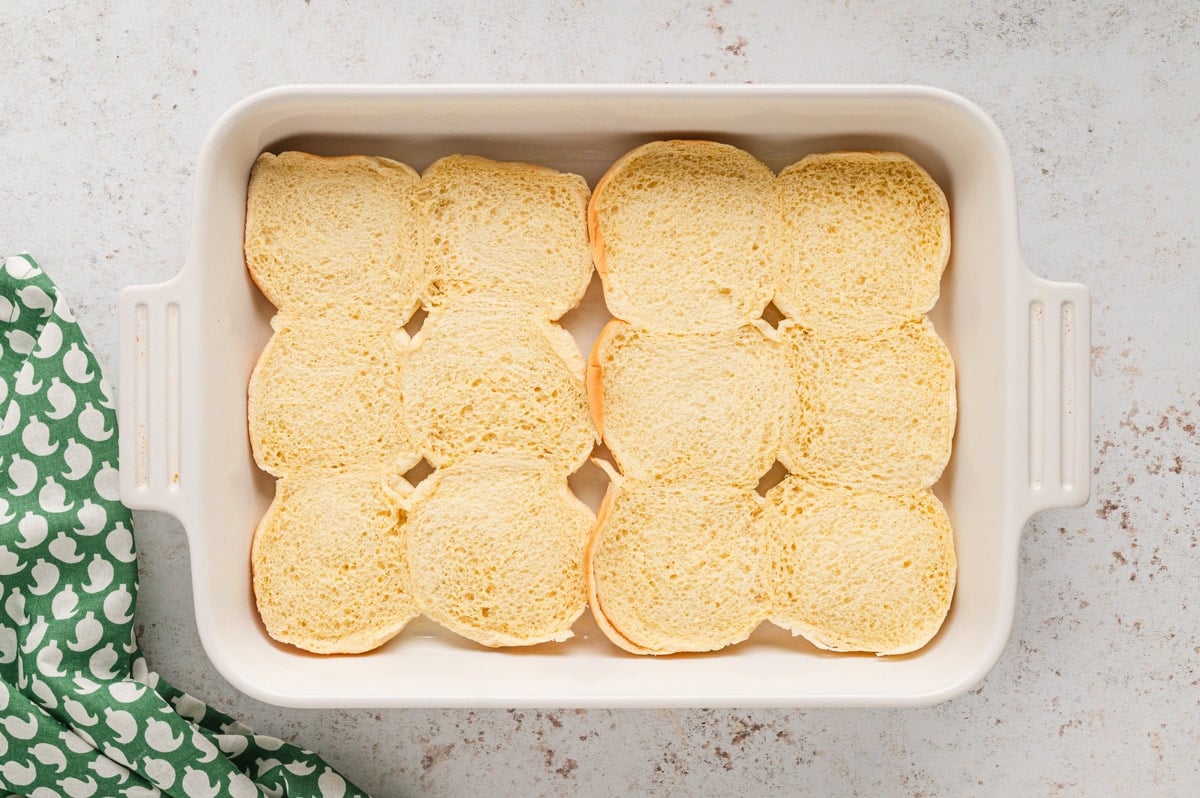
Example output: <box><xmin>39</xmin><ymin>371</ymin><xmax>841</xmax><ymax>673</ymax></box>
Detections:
<box><xmin>117</xmin><ymin>85</ymin><xmax>1090</xmax><ymax>708</ymax></box>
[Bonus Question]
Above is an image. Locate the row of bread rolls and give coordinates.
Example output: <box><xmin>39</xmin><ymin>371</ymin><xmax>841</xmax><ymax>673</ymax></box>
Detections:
<box><xmin>247</xmin><ymin>154</ymin><xmax>425</xmax><ymax>654</ymax></box>
<box><xmin>586</xmin><ymin>142</ymin><xmax>957</xmax><ymax>656</ymax></box>
<box><xmin>246</xmin><ymin>153</ymin><xmax>598</xmax><ymax>652</ymax></box>
<box><xmin>395</xmin><ymin>156</ymin><xmax>597</xmax><ymax>647</ymax></box>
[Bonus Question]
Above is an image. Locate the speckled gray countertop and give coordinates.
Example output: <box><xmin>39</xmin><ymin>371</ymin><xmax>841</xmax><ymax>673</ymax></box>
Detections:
<box><xmin>2</xmin><ymin>1</ymin><xmax>1197</xmax><ymax>794</ymax></box>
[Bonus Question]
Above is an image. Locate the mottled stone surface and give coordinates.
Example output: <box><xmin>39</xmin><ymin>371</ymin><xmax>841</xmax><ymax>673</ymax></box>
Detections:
<box><xmin>1</xmin><ymin>1</ymin><xmax>1196</xmax><ymax>794</ymax></box>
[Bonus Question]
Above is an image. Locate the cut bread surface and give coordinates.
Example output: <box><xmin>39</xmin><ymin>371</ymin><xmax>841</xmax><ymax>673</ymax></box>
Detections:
<box><xmin>245</xmin><ymin>151</ymin><xmax>424</xmax><ymax>319</ymax></box>
<box><xmin>778</xmin><ymin>318</ymin><xmax>956</xmax><ymax>493</ymax></box>
<box><xmin>247</xmin><ymin>151</ymin><xmax>597</xmax><ymax>653</ymax></box>
<box><xmin>246</xmin><ymin>144</ymin><xmax>958</xmax><ymax>659</ymax></box>
<box><xmin>774</xmin><ymin>151</ymin><xmax>950</xmax><ymax>334</ymax></box>
<box><xmin>589</xmin><ymin>140</ymin><xmax>779</xmax><ymax>333</ymax></box>
<box><xmin>587</xmin><ymin>480</ymin><xmax>768</xmax><ymax>655</ymax></box>
<box><xmin>400</xmin><ymin>292</ymin><xmax>595</xmax><ymax>473</ymax></box>
<box><xmin>761</xmin><ymin>477</ymin><xmax>956</xmax><ymax>655</ymax></box>
<box><xmin>417</xmin><ymin>154</ymin><xmax>593</xmax><ymax>320</ymax></box>
<box><xmin>251</xmin><ymin>469</ymin><xmax>418</xmax><ymax>654</ymax></box>
<box><xmin>589</xmin><ymin>320</ymin><xmax>795</xmax><ymax>487</ymax></box>
<box><xmin>585</xmin><ymin>141</ymin><xmax>956</xmax><ymax>658</ymax></box>
<box><xmin>248</xmin><ymin>313</ymin><xmax>420</xmax><ymax>478</ymax></box>
<box><xmin>403</xmin><ymin>452</ymin><xmax>593</xmax><ymax>647</ymax></box>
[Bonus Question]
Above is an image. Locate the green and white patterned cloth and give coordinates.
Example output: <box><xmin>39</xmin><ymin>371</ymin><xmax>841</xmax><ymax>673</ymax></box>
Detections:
<box><xmin>0</xmin><ymin>254</ymin><xmax>366</xmax><ymax>797</ymax></box>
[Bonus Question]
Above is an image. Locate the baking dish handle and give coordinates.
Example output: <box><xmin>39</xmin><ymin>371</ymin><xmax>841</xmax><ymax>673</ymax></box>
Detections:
<box><xmin>117</xmin><ymin>274</ymin><xmax>189</xmax><ymax>520</ymax></box>
<box><xmin>1020</xmin><ymin>270</ymin><xmax>1091</xmax><ymax>520</ymax></box>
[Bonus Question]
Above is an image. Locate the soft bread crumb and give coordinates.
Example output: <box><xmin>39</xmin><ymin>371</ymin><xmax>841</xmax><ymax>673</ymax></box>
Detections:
<box><xmin>248</xmin><ymin>313</ymin><xmax>421</xmax><ymax>477</ymax></box>
<box><xmin>417</xmin><ymin>155</ymin><xmax>593</xmax><ymax>320</ymax></box>
<box><xmin>404</xmin><ymin>452</ymin><xmax>593</xmax><ymax>647</ymax></box>
<box><xmin>400</xmin><ymin>292</ymin><xmax>596</xmax><ymax>473</ymax></box>
<box><xmin>247</xmin><ymin>151</ymin><xmax>597</xmax><ymax>652</ymax></box>
<box><xmin>247</xmin><ymin>144</ymin><xmax>960</xmax><ymax>659</ymax></box>
<box><xmin>589</xmin><ymin>140</ymin><xmax>779</xmax><ymax>333</ymax></box>
<box><xmin>778</xmin><ymin>317</ymin><xmax>956</xmax><ymax>492</ymax></box>
<box><xmin>774</xmin><ymin>151</ymin><xmax>950</xmax><ymax>334</ymax></box>
<box><xmin>587</xmin><ymin>481</ymin><xmax>768</xmax><ymax>654</ymax></box>
<box><xmin>591</xmin><ymin>320</ymin><xmax>796</xmax><ymax>487</ymax></box>
<box><xmin>251</xmin><ymin>469</ymin><xmax>419</xmax><ymax>654</ymax></box>
<box><xmin>245</xmin><ymin>151</ymin><xmax>424</xmax><ymax>319</ymax></box>
<box><xmin>760</xmin><ymin>477</ymin><xmax>956</xmax><ymax>655</ymax></box>
<box><xmin>586</xmin><ymin>142</ymin><xmax>957</xmax><ymax>658</ymax></box>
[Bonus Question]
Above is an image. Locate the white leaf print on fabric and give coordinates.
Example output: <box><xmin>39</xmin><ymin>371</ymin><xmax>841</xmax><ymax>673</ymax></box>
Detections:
<box><xmin>92</xmin><ymin>464</ymin><xmax>119</xmax><ymax>502</ymax></box>
<box><xmin>62</xmin><ymin>696</ymin><xmax>98</xmax><ymax>727</ymax></box>
<box><xmin>0</xmin><ymin>399</ymin><xmax>20</xmax><ymax>436</ymax></box>
<box><xmin>104</xmin><ymin>708</ymin><xmax>138</xmax><ymax>745</ymax></box>
<box><xmin>317</xmin><ymin>768</ymin><xmax>348</xmax><ymax>798</ymax></box>
<box><xmin>216</xmin><ymin>734</ymin><xmax>248</xmax><ymax>758</ymax></box>
<box><xmin>23</xmin><ymin>615</ymin><xmax>51</xmax><ymax>651</ymax></box>
<box><xmin>50</xmin><ymin>532</ymin><xmax>85</xmax><ymax>564</ymax></box>
<box><xmin>68</xmin><ymin>613</ymin><xmax>104</xmax><ymax>653</ymax></box>
<box><xmin>9</xmin><ymin>452</ymin><xmax>38</xmax><ymax>495</ymax></box>
<box><xmin>0</xmin><ymin>544</ymin><xmax>26</xmax><ymax>574</ymax></box>
<box><xmin>0</xmin><ymin>294</ymin><xmax>18</xmax><ymax>324</ymax></box>
<box><xmin>107</xmin><ymin>681</ymin><xmax>146</xmax><ymax>705</ymax></box>
<box><xmin>7</xmin><ymin>328</ymin><xmax>37</xmax><ymax>356</ymax></box>
<box><xmin>29</xmin><ymin>674</ymin><xmax>59</xmax><ymax>709</ymax></box>
<box><xmin>229</xmin><ymin>772</ymin><xmax>260</xmax><ymax>798</ymax></box>
<box><xmin>31</xmin><ymin>740</ymin><xmax>69</xmax><ymax>772</ymax></box>
<box><xmin>88</xmin><ymin>644</ymin><xmax>120</xmax><ymax>680</ymax></box>
<box><xmin>51</xmin><ymin>584</ymin><xmax>79</xmax><ymax>620</ymax></box>
<box><xmin>103</xmin><ymin>584</ymin><xmax>134</xmax><ymax>624</ymax></box>
<box><xmin>17</xmin><ymin>510</ymin><xmax>48</xmax><ymax>548</ymax></box>
<box><xmin>76</xmin><ymin>404</ymin><xmax>111</xmax><ymax>442</ymax></box>
<box><xmin>181</xmin><ymin>766</ymin><xmax>219</xmax><ymax>798</ymax></box>
<box><xmin>32</xmin><ymin>320</ymin><xmax>64</xmax><ymax>360</ymax></box>
<box><xmin>73</xmin><ymin>500</ymin><xmax>106</xmax><ymax>537</ymax></box>
<box><xmin>17</xmin><ymin>285</ymin><xmax>54</xmax><ymax>319</ymax></box>
<box><xmin>5</xmin><ymin>255</ymin><xmax>41</xmax><ymax>278</ymax></box>
<box><xmin>144</xmin><ymin>718</ymin><xmax>184</xmax><ymax>753</ymax></box>
<box><xmin>4</xmin><ymin>586</ymin><xmax>25</xmax><ymax>622</ymax></box>
<box><xmin>81</xmin><ymin>553</ymin><xmax>113</xmax><ymax>593</ymax></box>
<box><xmin>36</xmin><ymin>640</ymin><xmax>67</xmax><ymax>677</ymax></box>
<box><xmin>29</xmin><ymin>559</ymin><xmax>60</xmax><ymax>594</ymax></box>
<box><xmin>0</xmin><ymin>626</ymin><xmax>16</xmax><ymax>664</ymax></box>
<box><xmin>61</xmin><ymin>438</ymin><xmax>92</xmax><ymax>481</ymax></box>
<box><xmin>16</xmin><ymin>360</ymin><xmax>43</xmax><ymax>395</ymax></box>
<box><xmin>59</xmin><ymin>774</ymin><xmax>99</xmax><ymax>798</ymax></box>
<box><xmin>62</xmin><ymin>343</ymin><xmax>95</xmax><ymax>384</ymax></box>
<box><xmin>46</xmin><ymin>378</ymin><xmax>76</xmax><ymax>420</ymax></box>
<box><xmin>2</xmin><ymin>710</ymin><xmax>39</xmax><ymax>739</ymax></box>
<box><xmin>39</xmin><ymin>476</ymin><xmax>75</xmax><ymax>513</ymax></box>
<box><xmin>2</xmin><ymin>758</ymin><xmax>39</xmax><ymax>786</ymax></box>
<box><xmin>23</xmin><ymin>415</ymin><xmax>60</xmax><ymax>456</ymax></box>
<box><xmin>71</xmin><ymin>674</ymin><xmax>101</xmax><ymax>696</ymax></box>
<box><xmin>104</xmin><ymin>524</ymin><xmax>136</xmax><ymax>564</ymax></box>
